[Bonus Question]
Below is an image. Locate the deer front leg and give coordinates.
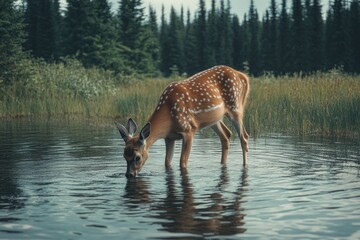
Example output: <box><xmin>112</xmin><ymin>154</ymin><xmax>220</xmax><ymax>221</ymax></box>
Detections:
<box><xmin>165</xmin><ymin>138</ymin><xmax>175</xmax><ymax>167</ymax></box>
<box><xmin>180</xmin><ymin>133</ymin><xmax>194</xmax><ymax>169</ymax></box>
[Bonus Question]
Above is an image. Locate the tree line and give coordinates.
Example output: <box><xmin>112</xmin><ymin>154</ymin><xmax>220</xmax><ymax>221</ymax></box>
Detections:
<box><xmin>1</xmin><ymin>0</ymin><xmax>359</xmax><ymax>85</ymax></box>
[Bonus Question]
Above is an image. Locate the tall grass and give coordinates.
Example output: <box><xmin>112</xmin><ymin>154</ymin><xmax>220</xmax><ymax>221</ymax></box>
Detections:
<box><xmin>1</xmin><ymin>61</ymin><xmax>359</xmax><ymax>138</ymax></box>
<box><xmin>245</xmin><ymin>70</ymin><xmax>360</xmax><ymax>138</ymax></box>
<box><xmin>113</xmin><ymin>78</ymin><xmax>169</xmax><ymax>122</ymax></box>
<box><xmin>0</xmin><ymin>59</ymin><xmax>119</xmax><ymax>118</ymax></box>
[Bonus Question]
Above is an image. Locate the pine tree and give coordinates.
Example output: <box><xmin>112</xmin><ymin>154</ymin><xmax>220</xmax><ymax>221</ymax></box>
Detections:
<box><xmin>268</xmin><ymin>0</ymin><xmax>278</xmax><ymax>72</ymax></box>
<box><xmin>63</xmin><ymin>0</ymin><xmax>91</xmax><ymax>57</ymax></box>
<box><xmin>0</xmin><ymin>0</ymin><xmax>28</xmax><ymax>85</ymax></box>
<box><xmin>166</xmin><ymin>7</ymin><xmax>184</xmax><ymax>75</ymax></box>
<box><xmin>184</xmin><ymin>10</ymin><xmax>198</xmax><ymax>75</ymax></box>
<box><xmin>24</xmin><ymin>0</ymin><xmax>57</xmax><ymax>60</ymax></box>
<box><xmin>260</xmin><ymin>10</ymin><xmax>273</xmax><ymax>73</ymax></box>
<box><xmin>159</xmin><ymin>5</ymin><xmax>170</xmax><ymax>75</ymax></box>
<box><xmin>326</xmin><ymin>0</ymin><xmax>348</xmax><ymax>70</ymax></box>
<box><xmin>278</xmin><ymin>0</ymin><xmax>291</xmax><ymax>74</ymax></box>
<box><xmin>232</xmin><ymin>15</ymin><xmax>244</xmax><ymax>70</ymax></box>
<box><xmin>306</xmin><ymin>0</ymin><xmax>324</xmax><ymax>72</ymax></box>
<box><xmin>52</xmin><ymin>0</ymin><xmax>63</xmax><ymax>59</ymax></box>
<box><xmin>178</xmin><ymin>6</ymin><xmax>186</xmax><ymax>73</ymax></box>
<box><xmin>216</xmin><ymin>0</ymin><xmax>233</xmax><ymax>66</ymax></box>
<box><xmin>260</xmin><ymin>0</ymin><xmax>279</xmax><ymax>74</ymax></box>
<box><xmin>117</xmin><ymin>0</ymin><xmax>144</xmax><ymax>50</ymax></box>
<box><xmin>196</xmin><ymin>0</ymin><xmax>207</xmax><ymax>71</ymax></box>
<box><xmin>142</xmin><ymin>6</ymin><xmax>160</xmax><ymax>73</ymax></box>
<box><xmin>81</xmin><ymin>0</ymin><xmax>120</xmax><ymax>69</ymax></box>
<box><xmin>247</xmin><ymin>0</ymin><xmax>260</xmax><ymax>75</ymax></box>
<box><xmin>207</xmin><ymin>0</ymin><xmax>217</xmax><ymax>67</ymax></box>
<box><xmin>349</xmin><ymin>0</ymin><xmax>360</xmax><ymax>72</ymax></box>
<box><xmin>290</xmin><ymin>0</ymin><xmax>306</xmax><ymax>73</ymax></box>
<box><xmin>240</xmin><ymin>14</ymin><xmax>250</xmax><ymax>72</ymax></box>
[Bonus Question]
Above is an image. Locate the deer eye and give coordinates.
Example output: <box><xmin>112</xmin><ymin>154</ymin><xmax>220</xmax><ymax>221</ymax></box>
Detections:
<box><xmin>124</xmin><ymin>147</ymin><xmax>134</xmax><ymax>157</ymax></box>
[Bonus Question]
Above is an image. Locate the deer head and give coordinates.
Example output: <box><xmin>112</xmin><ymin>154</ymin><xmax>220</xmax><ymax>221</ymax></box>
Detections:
<box><xmin>115</xmin><ymin>118</ymin><xmax>151</xmax><ymax>178</ymax></box>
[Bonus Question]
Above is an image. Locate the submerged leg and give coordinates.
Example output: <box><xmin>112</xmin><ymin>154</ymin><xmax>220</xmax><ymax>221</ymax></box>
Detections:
<box><xmin>211</xmin><ymin>121</ymin><xmax>232</xmax><ymax>164</ymax></box>
<box><xmin>180</xmin><ymin>133</ymin><xmax>194</xmax><ymax>169</ymax></box>
<box><xmin>229</xmin><ymin>113</ymin><xmax>249</xmax><ymax>165</ymax></box>
<box><xmin>165</xmin><ymin>138</ymin><xmax>175</xmax><ymax>167</ymax></box>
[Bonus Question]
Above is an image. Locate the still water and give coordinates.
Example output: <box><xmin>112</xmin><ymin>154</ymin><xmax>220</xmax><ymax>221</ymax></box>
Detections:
<box><xmin>0</xmin><ymin>120</ymin><xmax>359</xmax><ymax>239</ymax></box>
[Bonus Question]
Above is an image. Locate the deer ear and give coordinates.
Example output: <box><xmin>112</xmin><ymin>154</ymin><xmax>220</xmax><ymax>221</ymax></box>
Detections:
<box><xmin>114</xmin><ymin>121</ymin><xmax>129</xmax><ymax>142</ymax></box>
<box><xmin>126</xmin><ymin>118</ymin><xmax>138</xmax><ymax>136</ymax></box>
<box><xmin>139</xmin><ymin>122</ymin><xmax>151</xmax><ymax>144</ymax></box>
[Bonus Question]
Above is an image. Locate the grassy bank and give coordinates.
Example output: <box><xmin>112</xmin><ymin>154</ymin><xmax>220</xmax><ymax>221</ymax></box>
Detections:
<box><xmin>1</xmin><ymin>61</ymin><xmax>359</xmax><ymax>138</ymax></box>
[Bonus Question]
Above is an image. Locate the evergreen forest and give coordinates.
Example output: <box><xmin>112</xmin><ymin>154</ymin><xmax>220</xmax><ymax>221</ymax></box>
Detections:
<box><xmin>1</xmin><ymin>0</ymin><xmax>360</xmax><ymax>85</ymax></box>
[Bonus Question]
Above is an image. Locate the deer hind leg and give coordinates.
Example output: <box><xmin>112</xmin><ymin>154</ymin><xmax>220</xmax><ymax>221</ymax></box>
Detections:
<box><xmin>211</xmin><ymin>121</ymin><xmax>232</xmax><ymax>164</ymax></box>
<box><xmin>180</xmin><ymin>132</ymin><xmax>194</xmax><ymax>169</ymax></box>
<box><xmin>165</xmin><ymin>138</ymin><xmax>176</xmax><ymax>167</ymax></box>
<box><xmin>229</xmin><ymin>112</ymin><xmax>249</xmax><ymax>165</ymax></box>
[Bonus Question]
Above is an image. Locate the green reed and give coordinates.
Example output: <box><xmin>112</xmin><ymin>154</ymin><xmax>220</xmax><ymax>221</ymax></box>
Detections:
<box><xmin>245</xmin><ymin>70</ymin><xmax>360</xmax><ymax>138</ymax></box>
<box><xmin>113</xmin><ymin>78</ymin><xmax>170</xmax><ymax>123</ymax></box>
<box><xmin>1</xmin><ymin>61</ymin><xmax>359</xmax><ymax>138</ymax></box>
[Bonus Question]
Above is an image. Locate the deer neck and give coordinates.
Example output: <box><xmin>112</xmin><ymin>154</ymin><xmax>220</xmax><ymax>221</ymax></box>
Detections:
<box><xmin>145</xmin><ymin>106</ymin><xmax>172</xmax><ymax>150</ymax></box>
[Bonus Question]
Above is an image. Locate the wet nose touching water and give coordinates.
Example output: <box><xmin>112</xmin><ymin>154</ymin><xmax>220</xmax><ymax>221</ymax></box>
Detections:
<box><xmin>0</xmin><ymin>120</ymin><xmax>359</xmax><ymax>239</ymax></box>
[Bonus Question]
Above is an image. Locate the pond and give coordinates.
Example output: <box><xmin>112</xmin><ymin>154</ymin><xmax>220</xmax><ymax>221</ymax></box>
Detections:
<box><xmin>0</xmin><ymin>119</ymin><xmax>359</xmax><ymax>239</ymax></box>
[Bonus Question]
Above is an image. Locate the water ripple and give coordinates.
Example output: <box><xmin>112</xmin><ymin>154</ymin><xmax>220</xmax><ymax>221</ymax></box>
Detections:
<box><xmin>0</xmin><ymin>121</ymin><xmax>359</xmax><ymax>239</ymax></box>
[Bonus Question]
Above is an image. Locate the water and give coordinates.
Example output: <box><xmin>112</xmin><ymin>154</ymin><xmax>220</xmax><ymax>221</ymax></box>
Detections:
<box><xmin>0</xmin><ymin>120</ymin><xmax>359</xmax><ymax>239</ymax></box>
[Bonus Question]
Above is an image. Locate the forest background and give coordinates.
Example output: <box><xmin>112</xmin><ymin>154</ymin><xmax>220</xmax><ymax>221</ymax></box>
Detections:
<box><xmin>0</xmin><ymin>0</ymin><xmax>359</xmax><ymax>137</ymax></box>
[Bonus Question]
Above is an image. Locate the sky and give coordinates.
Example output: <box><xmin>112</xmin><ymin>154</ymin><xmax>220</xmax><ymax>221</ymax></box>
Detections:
<box><xmin>115</xmin><ymin>0</ymin><xmax>273</xmax><ymax>19</ymax></box>
<box><xmin>58</xmin><ymin>0</ymin><xmax>278</xmax><ymax>18</ymax></box>
<box><xmin>59</xmin><ymin>0</ymin><xmax>329</xmax><ymax>19</ymax></box>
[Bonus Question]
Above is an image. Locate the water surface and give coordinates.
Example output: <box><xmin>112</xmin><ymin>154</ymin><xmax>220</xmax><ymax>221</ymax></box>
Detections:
<box><xmin>0</xmin><ymin>120</ymin><xmax>359</xmax><ymax>239</ymax></box>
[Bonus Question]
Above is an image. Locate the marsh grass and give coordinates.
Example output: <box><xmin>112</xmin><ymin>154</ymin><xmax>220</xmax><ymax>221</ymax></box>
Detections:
<box><xmin>1</xmin><ymin>59</ymin><xmax>119</xmax><ymax>118</ymax></box>
<box><xmin>113</xmin><ymin>78</ymin><xmax>170</xmax><ymax>123</ymax></box>
<box><xmin>1</xmin><ymin>61</ymin><xmax>359</xmax><ymax>138</ymax></box>
<box><xmin>246</xmin><ymin>70</ymin><xmax>360</xmax><ymax>138</ymax></box>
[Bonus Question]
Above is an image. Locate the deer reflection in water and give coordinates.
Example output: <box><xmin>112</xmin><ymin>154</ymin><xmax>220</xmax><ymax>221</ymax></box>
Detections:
<box><xmin>123</xmin><ymin>167</ymin><xmax>248</xmax><ymax>236</ymax></box>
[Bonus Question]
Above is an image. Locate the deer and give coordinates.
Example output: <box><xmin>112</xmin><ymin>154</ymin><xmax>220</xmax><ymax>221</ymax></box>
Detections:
<box><xmin>115</xmin><ymin>65</ymin><xmax>250</xmax><ymax>178</ymax></box>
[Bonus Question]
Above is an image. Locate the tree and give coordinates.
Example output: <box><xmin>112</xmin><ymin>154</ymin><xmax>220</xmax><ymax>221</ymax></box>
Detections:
<box><xmin>63</xmin><ymin>0</ymin><xmax>91</xmax><ymax>56</ymax></box>
<box><xmin>0</xmin><ymin>0</ymin><xmax>29</xmax><ymax>85</ymax></box>
<box><xmin>278</xmin><ymin>0</ymin><xmax>291</xmax><ymax>74</ymax></box>
<box><xmin>306</xmin><ymin>0</ymin><xmax>324</xmax><ymax>72</ymax></box>
<box><xmin>240</xmin><ymin>14</ymin><xmax>250</xmax><ymax>72</ymax></box>
<box><xmin>247</xmin><ymin>0</ymin><xmax>261</xmax><ymax>75</ymax></box>
<box><xmin>52</xmin><ymin>0</ymin><xmax>63</xmax><ymax>59</ymax></box>
<box><xmin>232</xmin><ymin>15</ymin><xmax>244</xmax><ymax>70</ymax></box>
<box><xmin>268</xmin><ymin>0</ymin><xmax>278</xmax><ymax>72</ymax></box>
<box><xmin>325</xmin><ymin>0</ymin><xmax>348</xmax><ymax>70</ymax></box>
<box><xmin>207</xmin><ymin>0</ymin><xmax>217</xmax><ymax>67</ymax></box>
<box><xmin>24</xmin><ymin>0</ymin><xmax>59</xmax><ymax>60</ymax></box>
<box><xmin>216</xmin><ymin>0</ymin><xmax>233</xmax><ymax>66</ymax></box>
<box><xmin>117</xmin><ymin>0</ymin><xmax>144</xmax><ymax>50</ymax></box>
<box><xmin>184</xmin><ymin>10</ymin><xmax>198</xmax><ymax>75</ymax></box>
<box><xmin>81</xmin><ymin>0</ymin><xmax>120</xmax><ymax>69</ymax></box>
<box><xmin>349</xmin><ymin>0</ymin><xmax>360</xmax><ymax>72</ymax></box>
<box><xmin>141</xmin><ymin>6</ymin><xmax>161</xmax><ymax>74</ymax></box>
<box><xmin>260</xmin><ymin>10</ymin><xmax>273</xmax><ymax>73</ymax></box>
<box><xmin>290</xmin><ymin>0</ymin><xmax>306</xmax><ymax>73</ymax></box>
<box><xmin>159</xmin><ymin>5</ymin><xmax>170</xmax><ymax>75</ymax></box>
<box><xmin>196</xmin><ymin>0</ymin><xmax>207</xmax><ymax>71</ymax></box>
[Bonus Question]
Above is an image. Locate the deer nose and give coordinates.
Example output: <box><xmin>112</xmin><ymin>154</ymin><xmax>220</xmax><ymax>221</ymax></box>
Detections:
<box><xmin>125</xmin><ymin>172</ymin><xmax>136</xmax><ymax>178</ymax></box>
<box><xmin>135</xmin><ymin>155</ymin><xmax>141</xmax><ymax>162</ymax></box>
